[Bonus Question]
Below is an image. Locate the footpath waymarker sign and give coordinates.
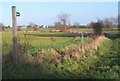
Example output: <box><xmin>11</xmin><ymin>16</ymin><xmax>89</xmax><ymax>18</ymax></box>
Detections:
<box><xmin>16</xmin><ymin>12</ymin><xmax>20</xmax><ymax>17</ymax></box>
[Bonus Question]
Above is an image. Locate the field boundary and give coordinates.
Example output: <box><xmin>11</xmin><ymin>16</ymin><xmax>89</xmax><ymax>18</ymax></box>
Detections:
<box><xmin>41</xmin><ymin>35</ymin><xmax>109</xmax><ymax>65</ymax></box>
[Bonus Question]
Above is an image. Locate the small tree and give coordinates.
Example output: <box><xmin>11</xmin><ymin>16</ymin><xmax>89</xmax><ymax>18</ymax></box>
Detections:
<box><xmin>28</xmin><ymin>22</ymin><xmax>35</xmax><ymax>28</ymax></box>
<box><xmin>57</xmin><ymin>13</ymin><xmax>70</xmax><ymax>26</ymax></box>
<box><xmin>56</xmin><ymin>13</ymin><xmax>71</xmax><ymax>31</ymax></box>
<box><xmin>8</xmin><ymin>26</ymin><xmax>11</xmax><ymax>28</ymax></box>
<box><xmin>54</xmin><ymin>21</ymin><xmax>62</xmax><ymax>30</ymax></box>
<box><xmin>102</xmin><ymin>18</ymin><xmax>113</xmax><ymax>29</ymax></box>
<box><xmin>17</xmin><ymin>27</ymin><xmax>22</xmax><ymax>31</ymax></box>
<box><xmin>29</xmin><ymin>22</ymin><xmax>35</xmax><ymax>26</ymax></box>
<box><xmin>92</xmin><ymin>20</ymin><xmax>103</xmax><ymax>39</ymax></box>
<box><xmin>87</xmin><ymin>22</ymin><xmax>94</xmax><ymax>28</ymax></box>
<box><xmin>102</xmin><ymin>17</ymin><xmax>118</xmax><ymax>29</ymax></box>
<box><xmin>54</xmin><ymin>21</ymin><xmax>62</xmax><ymax>26</ymax></box>
<box><xmin>33</xmin><ymin>25</ymin><xmax>39</xmax><ymax>31</ymax></box>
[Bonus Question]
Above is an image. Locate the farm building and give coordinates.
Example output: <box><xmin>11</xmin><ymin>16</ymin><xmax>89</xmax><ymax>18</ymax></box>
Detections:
<box><xmin>18</xmin><ymin>26</ymin><xmax>27</xmax><ymax>28</ymax></box>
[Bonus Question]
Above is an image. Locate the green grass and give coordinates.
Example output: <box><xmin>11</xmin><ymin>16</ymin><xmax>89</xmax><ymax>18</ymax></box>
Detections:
<box><xmin>70</xmin><ymin>28</ymin><xmax>92</xmax><ymax>33</ymax></box>
<box><xmin>2</xmin><ymin>28</ymin><xmax>119</xmax><ymax>79</ymax></box>
<box><xmin>2</xmin><ymin>32</ymin><xmax>90</xmax><ymax>55</ymax></box>
<box><xmin>88</xmin><ymin>39</ymin><xmax>120</xmax><ymax>79</ymax></box>
<box><xmin>3</xmin><ymin>37</ymin><xmax>119</xmax><ymax>79</ymax></box>
<box><xmin>48</xmin><ymin>38</ymin><xmax>120</xmax><ymax>79</ymax></box>
<box><xmin>4</xmin><ymin>28</ymin><xmax>55</xmax><ymax>32</ymax></box>
<box><xmin>70</xmin><ymin>28</ymin><xmax>119</xmax><ymax>34</ymax></box>
<box><xmin>2</xmin><ymin>32</ymin><xmax>74</xmax><ymax>46</ymax></box>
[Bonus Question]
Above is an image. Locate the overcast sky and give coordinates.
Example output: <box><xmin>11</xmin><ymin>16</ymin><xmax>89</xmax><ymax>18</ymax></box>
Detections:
<box><xmin>1</xmin><ymin>2</ymin><xmax>118</xmax><ymax>26</ymax></box>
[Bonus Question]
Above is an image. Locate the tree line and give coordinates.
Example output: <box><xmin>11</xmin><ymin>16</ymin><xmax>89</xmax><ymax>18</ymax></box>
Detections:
<box><xmin>0</xmin><ymin>13</ymin><xmax>118</xmax><ymax>32</ymax></box>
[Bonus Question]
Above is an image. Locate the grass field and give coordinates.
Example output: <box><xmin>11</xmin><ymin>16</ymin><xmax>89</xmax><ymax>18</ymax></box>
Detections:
<box><xmin>70</xmin><ymin>28</ymin><xmax>118</xmax><ymax>33</ymax></box>
<box><xmin>4</xmin><ymin>28</ymin><xmax>55</xmax><ymax>32</ymax></box>
<box><xmin>2</xmin><ymin>31</ymin><xmax>91</xmax><ymax>55</ymax></box>
<box><xmin>2</xmin><ymin>28</ymin><xmax>120</xmax><ymax>79</ymax></box>
<box><xmin>4</xmin><ymin>27</ymin><xmax>118</xmax><ymax>34</ymax></box>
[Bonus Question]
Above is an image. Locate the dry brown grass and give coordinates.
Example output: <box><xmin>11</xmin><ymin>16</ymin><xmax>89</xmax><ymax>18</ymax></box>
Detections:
<box><xmin>48</xmin><ymin>35</ymin><xmax>108</xmax><ymax>64</ymax></box>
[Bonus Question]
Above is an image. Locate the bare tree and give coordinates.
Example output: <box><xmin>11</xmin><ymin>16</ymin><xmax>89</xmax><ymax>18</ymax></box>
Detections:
<box><xmin>102</xmin><ymin>17</ymin><xmax>118</xmax><ymax>29</ymax></box>
<box><xmin>87</xmin><ymin>22</ymin><xmax>94</xmax><ymax>28</ymax></box>
<box><xmin>28</xmin><ymin>22</ymin><xmax>35</xmax><ymax>26</ymax></box>
<box><xmin>54</xmin><ymin>21</ymin><xmax>62</xmax><ymax>26</ymax></box>
<box><xmin>28</xmin><ymin>22</ymin><xmax>35</xmax><ymax>28</ymax></box>
<box><xmin>57</xmin><ymin>13</ymin><xmax>71</xmax><ymax>26</ymax></box>
<box><xmin>109</xmin><ymin>17</ymin><xmax>118</xmax><ymax>24</ymax></box>
<box><xmin>103</xmin><ymin>18</ymin><xmax>113</xmax><ymax>29</ymax></box>
<box><xmin>73</xmin><ymin>22</ymin><xmax>80</xmax><ymax>26</ymax></box>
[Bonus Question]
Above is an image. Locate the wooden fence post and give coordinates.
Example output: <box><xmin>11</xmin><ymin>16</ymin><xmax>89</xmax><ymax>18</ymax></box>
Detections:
<box><xmin>12</xmin><ymin>6</ymin><xmax>18</xmax><ymax>65</ymax></box>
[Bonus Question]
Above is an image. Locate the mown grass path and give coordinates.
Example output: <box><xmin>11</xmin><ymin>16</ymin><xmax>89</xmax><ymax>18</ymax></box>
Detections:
<box><xmin>83</xmin><ymin>38</ymin><xmax>120</xmax><ymax>79</ymax></box>
<box><xmin>49</xmin><ymin>38</ymin><xmax>119</xmax><ymax>79</ymax></box>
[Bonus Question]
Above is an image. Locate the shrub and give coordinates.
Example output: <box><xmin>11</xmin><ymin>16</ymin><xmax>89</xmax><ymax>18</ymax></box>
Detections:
<box><xmin>33</xmin><ymin>25</ymin><xmax>39</xmax><ymax>31</ymax></box>
<box><xmin>33</xmin><ymin>27</ymin><xmax>38</xmax><ymax>31</ymax></box>
<box><xmin>17</xmin><ymin>27</ymin><xmax>22</xmax><ymax>31</ymax></box>
<box><xmin>92</xmin><ymin>21</ymin><xmax>103</xmax><ymax>39</ymax></box>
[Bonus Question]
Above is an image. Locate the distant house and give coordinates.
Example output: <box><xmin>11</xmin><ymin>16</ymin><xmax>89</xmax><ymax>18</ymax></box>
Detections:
<box><xmin>48</xmin><ymin>26</ymin><xmax>55</xmax><ymax>28</ymax></box>
<box><xmin>33</xmin><ymin>25</ymin><xmax>39</xmax><ymax>28</ymax></box>
<box><xmin>40</xmin><ymin>25</ymin><xmax>49</xmax><ymax>28</ymax></box>
<box><xmin>27</xmin><ymin>25</ymin><xmax>32</xmax><ymax>28</ymax></box>
<box><xmin>41</xmin><ymin>25</ymin><xmax>46</xmax><ymax>28</ymax></box>
<box><xmin>18</xmin><ymin>26</ymin><xmax>27</xmax><ymax>28</ymax></box>
<box><xmin>26</xmin><ymin>25</ymin><xmax>40</xmax><ymax>28</ymax></box>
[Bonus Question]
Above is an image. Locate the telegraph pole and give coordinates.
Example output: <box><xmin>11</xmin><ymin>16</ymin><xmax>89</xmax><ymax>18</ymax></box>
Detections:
<box><xmin>12</xmin><ymin>6</ymin><xmax>18</xmax><ymax>65</ymax></box>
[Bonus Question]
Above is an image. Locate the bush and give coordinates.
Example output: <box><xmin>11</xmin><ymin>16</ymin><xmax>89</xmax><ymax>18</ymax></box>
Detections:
<box><xmin>55</xmin><ymin>24</ymin><xmax>69</xmax><ymax>31</ymax></box>
<box><xmin>92</xmin><ymin>22</ymin><xmax>103</xmax><ymax>39</ymax></box>
<box><xmin>17</xmin><ymin>27</ymin><xmax>22</xmax><ymax>31</ymax></box>
<box><xmin>33</xmin><ymin>27</ymin><xmax>38</xmax><ymax>31</ymax></box>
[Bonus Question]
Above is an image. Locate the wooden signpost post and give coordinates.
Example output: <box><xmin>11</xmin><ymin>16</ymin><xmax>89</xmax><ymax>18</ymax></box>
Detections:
<box><xmin>12</xmin><ymin>6</ymin><xmax>20</xmax><ymax>64</ymax></box>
